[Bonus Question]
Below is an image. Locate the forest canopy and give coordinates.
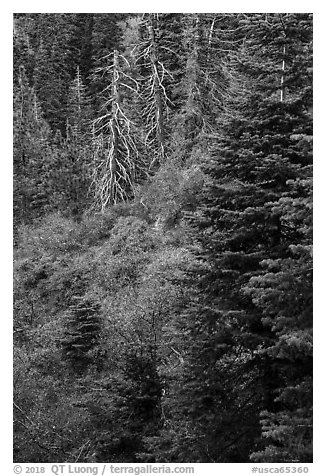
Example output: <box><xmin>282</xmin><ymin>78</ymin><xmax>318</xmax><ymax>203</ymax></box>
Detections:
<box><xmin>13</xmin><ymin>13</ymin><xmax>312</xmax><ymax>463</ymax></box>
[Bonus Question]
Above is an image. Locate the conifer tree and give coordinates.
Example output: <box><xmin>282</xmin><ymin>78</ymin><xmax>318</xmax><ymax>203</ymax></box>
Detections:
<box><xmin>170</xmin><ymin>13</ymin><xmax>234</xmax><ymax>164</ymax></box>
<box><xmin>172</xmin><ymin>13</ymin><xmax>313</xmax><ymax>463</ymax></box>
<box><xmin>47</xmin><ymin>68</ymin><xmax>94</xmax><ymax>217</ymax></box>
<box><xmin>61</xmin><ymin>296</ymin><xmax>102</xmax><ymax>375</ymax></box>
<box><xmin>13</xmin><ymin>14</ymin><xmax>36</xmax><ymax>86</ymax></box>
<box><xmin>90</xmin><ymin>13</ymin><xmax>124</xmax><ymax>110</ymax></box>
<box><xmin>32</xmin><ymin>14</ymin><xmax>76</xmax><ymax>133</ymax></box>
<box><xmin>95</xmin><ymin>345</ymin><xmax>163</xmax><ymax>463</ymax></box>
<box><xmin>13</xmin><ymin>66</ymin><xmax>52</xmax><ymax>225</ymax></box>
<box><xmin>69</xmin><ymin>14</ymin><xmax>94</xmax><ymax>83</ymax></box>
<box><xmin>243</xmin><ymin>14</ymin><xmax>313</xmax><ymax>462</ymax></box>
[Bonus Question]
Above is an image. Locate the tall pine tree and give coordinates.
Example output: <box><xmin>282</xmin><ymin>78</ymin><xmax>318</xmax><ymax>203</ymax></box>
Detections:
<box><xmin>14</xmin><ymin>66</ymin><xmax>52</xmax><ymax>225</ymax></box>
<box><xmin>171</xmin><ymin>13</ymin><xmax>312</xmax><ymax>463</ymax></box>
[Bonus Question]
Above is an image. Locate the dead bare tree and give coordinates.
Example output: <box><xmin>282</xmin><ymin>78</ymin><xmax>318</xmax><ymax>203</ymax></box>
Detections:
<box><xmin>91</xmin><ymin>50</ymin><xmax>141</xmax><ymax>210</ymax></box>
<box><xmin>134</xmin><ymin>14</ymin><xmax>173</xmax><ymax>169</ymax></box>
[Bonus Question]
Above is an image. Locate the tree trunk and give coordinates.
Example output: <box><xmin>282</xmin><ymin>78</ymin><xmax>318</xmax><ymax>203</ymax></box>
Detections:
<box><xmin>108</xmin><ymin>49</ymin><xmax>119</xmax><ymax>205</ymax></box>
<box><xmin>148</xmin><ymin>16</ymin><xmax>165</xmax><ymax>163</ymax></box>
<box><xmin>280</xmin><ymin>45</ymin><xmax>286</xmax><ymax>102</ymax></box>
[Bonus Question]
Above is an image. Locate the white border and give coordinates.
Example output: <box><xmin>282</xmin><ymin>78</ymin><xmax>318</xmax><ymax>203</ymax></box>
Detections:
<box><xmin>2</xmin><ymin>3</ymin><xmax>324</xmax><ymax>473</ymax></box>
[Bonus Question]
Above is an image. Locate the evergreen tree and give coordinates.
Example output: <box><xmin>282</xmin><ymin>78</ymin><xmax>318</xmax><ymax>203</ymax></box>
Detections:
<box><xmin>44</xmin><ymin>68</ymin><xmax>95</xmax><ymax>218</ymax></box>
<box><xmin>61</xmin><ymin>296</ymin><xmax>102</xmax><ymax>375</ymax></box>
<box><xmin>169</xmin><ymin>13</ymin><xmax>238</xmax><ymax>165</ymax></box>
<box><xmin>94</xmin><ymin>346</ymin><xmax>163</xmax><ymax>463</ymax></box>
<box><xmin>32</xmin><ymin>14</ymin><xmax>76</xmax><ymax>133</ymax></box>
<box><xmin>13</xmin><ymin>66</ymin><xmax>52</xmax><ymax>225</ymax></box>
<box><xmin>170</xmin><ymin>14</ymin><xmax>220</xmax><ymax>162</ymax></box>
<box><xmin>90</xmin><ymin>13</ymin><xmax>124</xmax><ymax>110</ymax></box>
<box><xmin>69</xmin><ymin>14</ymin><xmax>94</xmax><ymax>83</ymax></box>
<box><xmin>13</xmin><ymin>14</ymin><xmax>36</xmax><ymax>86</ymax></box>
<box><xmin>172</xmin><ymin>13</ymin><xmax>312</xmax><ymax>463</ymax></box>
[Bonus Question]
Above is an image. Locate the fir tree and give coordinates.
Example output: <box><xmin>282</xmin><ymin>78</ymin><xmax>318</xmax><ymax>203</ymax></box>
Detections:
<box><xmin>32</xmin><ymin>14</ymin><xmax>76</xmax><ymax>133</ymax></box>
<box><xmin>13</xmin><ymin>14</ymin><xmax>36</xmax><ymax>86</ymax></box>
<box><xmin>173</xmin><ymin>13</ymin><xmax>313</xmax><ymax>463</ymax></box>
<box><xmin>61</xmin><ymin>296</ymin><xmax>102</xmax><ymax>375</ymax></box>
<box><xmin>46</xmin><ymin>69</ymin><xmax>94</xmax><ymax>218</ymax></box>
<box><xmin>13</xmin><ymin>66</ymin><xmax>52</xmax><ymax>225</ymax></box>
<box><xmin>69</xmin><ymin>14</ymin><xmax>94</xmax><ymax>83</ymax></box>
<box><xmin>90</xmin><ymin>13</ymin><xmax>124</xmax><ymax>110</ymax></box>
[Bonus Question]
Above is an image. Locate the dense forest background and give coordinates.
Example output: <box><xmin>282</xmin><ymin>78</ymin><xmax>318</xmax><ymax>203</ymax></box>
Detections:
<box><xmin>13</xmin><ymin>13</ymin><xmax>313</xmax><ymax>463</ymax></box>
